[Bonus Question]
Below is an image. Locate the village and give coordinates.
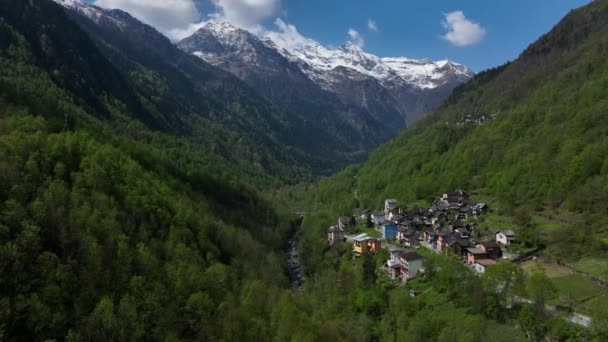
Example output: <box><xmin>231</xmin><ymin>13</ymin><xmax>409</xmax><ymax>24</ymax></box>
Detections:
<box><xmin>327</xmin><ymin>190</ymin><xmax>520</xmax><ymax>283</ymax></box>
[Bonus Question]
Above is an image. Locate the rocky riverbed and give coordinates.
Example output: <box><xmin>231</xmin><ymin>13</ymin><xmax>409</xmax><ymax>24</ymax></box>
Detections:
<box><xmin>286</xmin><ymin>233</ymin><xmax>304</xmax><ymax>290</ymax></box>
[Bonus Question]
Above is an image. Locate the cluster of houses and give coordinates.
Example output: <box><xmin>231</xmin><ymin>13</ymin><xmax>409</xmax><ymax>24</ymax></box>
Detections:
<box><xmin>456</xmin><ymin>113</ymin><xmax>497</xmax><ymax>126</ymax></box>
<box><xmin>386</xmin><ymin>248</ymin><xmax>425</xmax><ymax>283</ymax></box>
<box><xmin>327</xmin><ymin>190</ymin><xmax>520</xmax><ymax>281</ymax></box>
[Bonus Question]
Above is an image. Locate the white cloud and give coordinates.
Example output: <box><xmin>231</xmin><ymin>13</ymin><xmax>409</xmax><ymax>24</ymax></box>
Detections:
<box><xmin>347</xmin><ymin>28</ymin><xmax>364</xmax><ymax>48</ymax></box>
<box><xmin>94</xmin><ymin>0</ymin><xmax>201</xmax><ymax>40</ymax></box>
<box><xmin>94</xmin><ymin>0</ymin><xmax>281</xmax><ymax>40</ymax></box>
<box><xmin>212</xmin><ymin>0</ymin><xmax>280</xmax><ymax>29</ymax></box>
<box><xmin>264</xmin><ymin>18</ymin><xmax>318</xmax><ymax>50</ymax></box>
<box><xmin>367</xmin><ymin>19</ymin><xmax>378</xmax><ymax>32</ymax></box>
<box><xmin>166</xmin><ymin>22</ymin><xmax>210</xmax><ymax>41</ymax></box>
<box><xmin>441</xmin><ymin>11</ymin><xmax>486</xmax><ymax>47</ymax></box>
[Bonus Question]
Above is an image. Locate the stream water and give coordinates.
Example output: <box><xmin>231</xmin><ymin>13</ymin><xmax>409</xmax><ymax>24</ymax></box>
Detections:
<box><xmin>286</xmin><ymin>228</ymin><xmax>304</xmax><ymax>290</ymax></box>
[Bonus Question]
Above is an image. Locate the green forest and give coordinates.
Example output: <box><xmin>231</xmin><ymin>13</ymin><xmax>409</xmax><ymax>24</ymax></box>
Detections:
<box><xmin>274</xmin><ymin>0</ymin><xmax>608</xmax><ymax>340</ymax></box>
<box><xmin>287</xmin><ymin>0</ymin><xmax>608</xmax><ymax>266</ymax></box>
<box><xmin>1</xmin><ymin>0</ymin><xmax>608</xmax><ymax>341</ymax></box>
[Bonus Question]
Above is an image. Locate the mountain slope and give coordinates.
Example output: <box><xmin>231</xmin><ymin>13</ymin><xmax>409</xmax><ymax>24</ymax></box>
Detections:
<box><xmin>178</xmin><ymin>22</ymin><xmax>402</xmax><ymax>150</ymax></box>
<box><xmin>0</xmin><ymin>0</ymin><xmax>303</xmax><ymax>340</ymax></box>
<box><xmin>274</xmin><ymin>2</ymin><xmax>608</xmax><ymax>339</ymax></box>
<box><xmin>296</xmin><ymin>0</ymin><xmax>608</xmax><ymax>259</ymax></box>
<box><xmin>178</xmin><ymin>21</ymin><xmax>473</xmax><ymax>132</ymax></box>
<box><xmin>53</xmin><ymin>0</ymin><xmax>373</xmax><ymax>177</ymax></box>
<box><xmin>285</xmin><ymin>41</ymin><xmax>473</xmax><ymax>124</ymax></box>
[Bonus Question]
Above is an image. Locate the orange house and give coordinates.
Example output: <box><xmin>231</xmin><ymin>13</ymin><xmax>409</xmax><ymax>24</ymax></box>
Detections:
<box><xmin>352</xmin><ymin>234</ymin><xmax>381</xmax><ymax>255</ymax></box>
<box><xmin>466</xmin><ymin>247</ymin><xmax>488</xmax><ymax>265</ymax></box>
<box><xmin>368</xmin><ymin>238</ymin><xmax>381</xmax><ymax>253</ymax></box>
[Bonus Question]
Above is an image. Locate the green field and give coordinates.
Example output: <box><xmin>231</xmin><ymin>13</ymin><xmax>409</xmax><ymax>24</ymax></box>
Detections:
<box><xmin>572</xmin><ymin>257</ymin><xmax>608</xmax><ymax>282</ymax></box>
<box><xmin>521</xmin><ymin>258</ymin><xmax>608</xmax><ymax>318</ymax></box>
<box><xmin>521</xmin><ymin>259</ymin><xmax>572</xmax><ymax>278</ymax></box>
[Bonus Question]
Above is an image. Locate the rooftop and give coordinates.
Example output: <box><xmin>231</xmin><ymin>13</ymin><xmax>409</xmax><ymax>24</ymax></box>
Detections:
<box><xmin>353</xmin><ymin>233</ymin><xmax>373</xmax><ymax>242</ymax></box>
<box><xmin>466</xmin><ymin>247</ymin><xmax>486</xmax><ymax>255</ymax></box>
<box><xmin>399</xmin><ymin>251</ymin><xmax>423</xmax><ymax>261</ymax></box>
<box><xmin>478</xmin><ymin>241</ymin><xmax>499</xmax><ymax>249</ymax></box>
<box><xmin>476</xmin><ymin>259</ymin><xmax>497</xmax><ymax>266</ymax></box>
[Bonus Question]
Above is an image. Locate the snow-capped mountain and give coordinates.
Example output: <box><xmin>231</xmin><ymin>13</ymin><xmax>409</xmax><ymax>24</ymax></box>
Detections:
<box><xmin>54</xmin><ymin>0</ymin><xmax>118</xmax><ymax>27</ymax></box>
<box><xmin>179</xmin><ymin>21</ymin><xmax>407</xmax><ymax>135</ymax></box>
<box><xmin>52</xmin><ymin>0</ymin><xmax>403</xmax><ymax>170</ymax></box>
<box><xmin>285</xmin><ymin>40</ymin><xmax>472</xmax><ymax>90</ymax></box>
<box><xmin>53</xmin><ymin>0</ymin><xmax>472</xmax><ymax>150</ymax></box>
<box><xmin>178</xmin><ymin>21</ymin><xmax>319</xmax><ymax>103</ymax></box>
<box><xmin>178</xmin><ymin>21</ymin><xmax>473</xmax><ymax>124</ymax></box>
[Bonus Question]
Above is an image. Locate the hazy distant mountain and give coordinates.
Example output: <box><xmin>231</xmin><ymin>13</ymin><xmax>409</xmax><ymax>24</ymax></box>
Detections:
<box><xmin>179</xmin><ymin>21</ymin><xmax>474</xmax><ymax>125</ymax></box>
<box><xmin>53</xmin><ymin>0</ymin><xmax>387</xmax><ymax>175</ymax></box>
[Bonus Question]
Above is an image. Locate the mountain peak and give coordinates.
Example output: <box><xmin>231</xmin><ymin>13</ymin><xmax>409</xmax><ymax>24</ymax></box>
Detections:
<box><xmin>199</xmin><ymin>21</ymin><xmax>239</xmax><ymax>35</ymax></box>
<box><xmin>54</xmin><ymin>0</ymin><xmax>84</xmax><ymax>7</ymax></box>
<box><xmin>340</xmin><ymin>41</ymin><xmax>363</xmax><ymax>53</ymax></box>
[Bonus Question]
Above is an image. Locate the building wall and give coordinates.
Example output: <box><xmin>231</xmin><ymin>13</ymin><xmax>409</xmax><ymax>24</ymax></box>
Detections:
<box><xmin>373</xmin><ymin>216</ymin><xmax>386</xmax><ymax>225</ymax></box>
<box><xmin>408</xmin><ymin>259</ymin><xmax>423</xmax><ymax>278</ymax></box>
<box><xmin>354</xmin><ymin>241</ymin><xmax>368</xmax><ymax>254</ymax></box>
<box><xmin>382</xmin><ymin>225</ymin><xmax>398</xmax><ymax>239</ymax></box>
<box><xmin>474</xmin><ymin>263</ymin><xmax>486</xmax><ymax>274</ymax></box>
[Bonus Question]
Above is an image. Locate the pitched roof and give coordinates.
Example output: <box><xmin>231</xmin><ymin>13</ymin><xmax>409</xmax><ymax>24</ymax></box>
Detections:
<box><xmin>388</xmin><ymin>245</ymin><xmax>405</xmax><ymax>253</ymax></box>
<box><xmin>466</xmin><ymin>247</ymin><xmax>487</xmax><ymax>255</ymax></box>
<box><xmin>353</xmin><ymin>233</ymin><xmax>372</xmax><ymax>242</ymax></box>
<box><xmin>446</xmin><ymin>234</ymin><xmax>470</xmax><ymax>247</ymax></box>
<box><xmin>404</xmin><ymin>232</ymin><xmax>420</xmax><ymax>240</ymax></box>
<box><xmin>478</xmin><ymin>241</ymin><xmax>499</xmax><ymax>249</ymax></box>
<box><xmin>446</xmin><ymin>189</ymin><xmax>466</xmax><ymax>197</ymax></box>
<box><xmin>476</xmin><ymin>259</ymin><xmax>497</xmax><ymax>266</ymax></box>
<box><xmin>328</xmin><ymin>225</ymin><xmax>343</xmax><ymax>233</ymax></box>
<box><xmin>399</xmin><ymin>252</ymin><xmax>423</xmax><ymax>261</ymax></box>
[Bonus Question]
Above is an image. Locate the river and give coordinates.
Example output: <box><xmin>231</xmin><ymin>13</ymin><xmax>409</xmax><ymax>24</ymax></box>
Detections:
<box><xmin>286</xmin><ymin>221</ymin><xmax>304</xmax><ymax>290</ymax></box>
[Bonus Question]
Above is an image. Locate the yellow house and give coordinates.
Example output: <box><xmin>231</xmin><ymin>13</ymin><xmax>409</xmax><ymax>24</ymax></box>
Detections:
<box><xmin>352</xmin><ymin>233</ymin><xmax>371</xmax><ymax>254</ymax></box>
<box><xmin>352</xmin><ymin>233</ymin><xmax>381</xmax><ymax>254</ymax></box>
<box><xmin>353</xmin><ymin>239</ymin><xmax>369</xmax><ymax>254</ymax></box>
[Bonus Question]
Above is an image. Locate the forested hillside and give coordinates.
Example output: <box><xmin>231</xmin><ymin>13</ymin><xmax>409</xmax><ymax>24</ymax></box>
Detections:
<box><xmin>55</xmin><ymin>0</ymin><xmax>382</xmax><ymax>177</ymax></box>
<box><xmin>0</xmin><ymin>0</ymin><xmax>315</xmax><ymax>187</ymax></box>
<box><xmin>292</xmin><ymin>0</ymin><xmax>608</xmax><ymax>253</ymax></box>
<box><xmin>2</xmin><ymin>0</ymin><xmax>608</xmax><ymax>340</ymax></box>
<box><xmin>269</xmin><ymin>0</ymin><xmax>608</xmax><ymax>340</ymax></box>
<box><xmin>0</xmin><ymin>0</ymin><xmax>303</xmax><ymax>340</ymax></box>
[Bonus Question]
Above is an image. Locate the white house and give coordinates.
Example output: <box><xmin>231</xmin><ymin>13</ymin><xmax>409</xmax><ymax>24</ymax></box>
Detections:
<box><xmin>384</xmin><ymin>199</ymin><xmax>398</xmax><ymax>213</ymax></box>
<box><xmin>386</xmin><ymin>246</ymin><xmax>405</xmax><ymax>269</ymax></box>
<box><xmin>327</xmin><ymin>225</ymin><xmax>345</xmax><ymax>245</ymax></box>
<box><xmin>371</xmin><ymin>211</ymin><xmax>386</xmax><ymax>226</ymax></box>
<box><xmin>496</xmin><ymin>230</ymin><xmax>517</xmax><ymax>245</ymax></box>
<box><xmin>395</xmin><ymin>252</ymin><xmax>424</xmax><ymax>282</ymax></box>
<box><xmin>473</xmin><ymin>259</ymin><xmax>496</xmax><ymax>274</ymax></box>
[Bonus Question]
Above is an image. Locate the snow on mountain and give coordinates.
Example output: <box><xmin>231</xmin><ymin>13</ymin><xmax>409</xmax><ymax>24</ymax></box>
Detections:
<box><xmin>182</xmin><ymin>21</ymin><xmax>473</xmax><ymax>91</ymax></box>
<box><xmin>53</xmin><ymin>0</ymin><xmax>126</xmax><ymax>29</ymax></box>
<box><xmin>52</xmin><ymin>0</ymin><xmax>473</xmax><ymax>126</ymax></box>
<box><xmin>283</xmin><ymin>41</ymin><xmax>473</xmax><ymax>90</ymax></box>
<box><xmin>179</xmin><ymin>21</ymin><xmax>284</xmax><ymax>68</ymax></box>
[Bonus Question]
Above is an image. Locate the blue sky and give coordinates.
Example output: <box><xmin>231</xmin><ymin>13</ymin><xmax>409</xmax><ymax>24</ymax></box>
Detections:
<box><xmin>91</xmin><ymin>0</ymin><xmax>591</xmax><ymax>72</ymax></box>
<box><xmin>273</xmin><ymin>0</ymin><xmax>591</xmax><ymax>71</ymax></box>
